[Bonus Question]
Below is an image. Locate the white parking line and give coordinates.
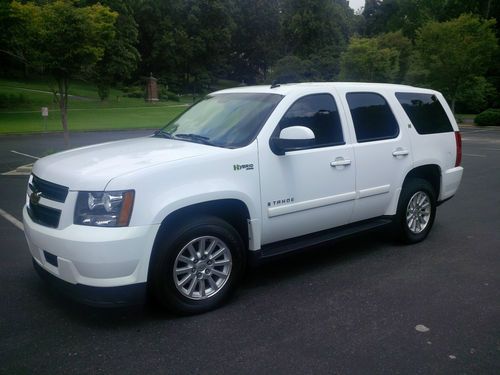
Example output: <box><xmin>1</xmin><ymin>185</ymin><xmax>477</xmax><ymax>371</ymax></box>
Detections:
<box><xmin>0</xmin><ymin>208</ymin><xmax>24</xmax><ymax>231</ymax></box>
<box><xmin>10</xmin><ymin>150</ymin><xmax>39</xmax><ymax>159</ymax></box>
<box><xmin>463</xmin><ymin>153</ymin><xmax>487</xmax><ymax>158</ymax></box>
<box><xmin>2</xmin><ymin>163</ymin><xmax>33</xmax><ymax>176</ymax></box>
<box><xmin>463</xmin><ymin>129</ymin><xmax>489</xmax><ymax>134</ymax></box>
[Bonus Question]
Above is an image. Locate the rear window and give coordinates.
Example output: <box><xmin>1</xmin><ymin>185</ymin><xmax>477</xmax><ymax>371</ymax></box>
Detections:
<box><xmin>346</xmin><ymin>92</ymin><xmax>400</xmax><ymax>143</ymax></box>
<box><xmin>395</xmin><ymin>92</ymin><xmax>453</xmax><ymax>134</ymax></box>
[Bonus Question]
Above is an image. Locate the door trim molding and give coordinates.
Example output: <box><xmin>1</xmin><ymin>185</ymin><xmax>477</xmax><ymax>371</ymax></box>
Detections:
<box><xmin>357</xmin><ymin>184</ymin><xmax>391</xmax><ymax>198</ymax></box>
<box><xmin>268</xmin><ymin>191</ymin><xmax>356</xmax><ymax>218</ymax></box>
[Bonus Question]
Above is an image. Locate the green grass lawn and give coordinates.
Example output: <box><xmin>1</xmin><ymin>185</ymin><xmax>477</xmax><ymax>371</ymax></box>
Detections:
<box><xmin>0</xmin><ymin>105</ymin><xmax>187</xmax><ymax>133</ymax></box>
<box><xmin>0</xmin><ymin>78</ymin><xmax>190</xmax><ymax>134</ymax></box>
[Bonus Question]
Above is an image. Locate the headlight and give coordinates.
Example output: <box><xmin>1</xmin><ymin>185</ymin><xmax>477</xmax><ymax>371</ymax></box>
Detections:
<box><xmin>74</xmin><ymin>190</ymin><xmax>134</xmax><ymax>227</ymax></box>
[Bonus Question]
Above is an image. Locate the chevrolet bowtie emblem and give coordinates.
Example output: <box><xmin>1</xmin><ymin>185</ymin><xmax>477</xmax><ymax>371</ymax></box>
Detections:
<box><xmin>30</xmin><ymin>191</ymin><xmax>42</xmax><ymax>205</ymax></box>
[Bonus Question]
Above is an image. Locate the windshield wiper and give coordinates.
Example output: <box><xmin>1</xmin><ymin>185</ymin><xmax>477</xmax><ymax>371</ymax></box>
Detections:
<box><xmin>153</xmin><ymin>129</ymin><xmax>173</xmax><ymax>139</ymax></box>
<box><xmin>174</xmin><ymin>133</ymin><xmax>213</xmax><ymax>145</ymax></box>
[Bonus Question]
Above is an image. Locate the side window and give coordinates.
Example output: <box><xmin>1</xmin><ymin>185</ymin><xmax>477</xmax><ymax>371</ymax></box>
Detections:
<box><xmin>277</xmin><ymin>94</ymin><xmax>344</xmax><ymax>148</ymax></box>
<box><xmin>346</xmin><ymin>92</ymin><xmax>399</xmax><ymax>143</ymax></box>
<box><xmin>395</xmin><ymin>92</ymin><xmax>453</xmax><ymax>134</ymax></box>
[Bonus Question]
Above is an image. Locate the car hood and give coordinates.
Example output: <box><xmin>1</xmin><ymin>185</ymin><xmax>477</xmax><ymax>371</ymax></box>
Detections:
<box><xmin>32</xmin><ymin>136</ymin><xmax>216</xmax><ymax>190</ymax></box>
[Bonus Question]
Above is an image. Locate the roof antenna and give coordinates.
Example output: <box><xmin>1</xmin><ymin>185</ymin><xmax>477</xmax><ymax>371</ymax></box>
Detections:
<box><xmin>270</xmin><ymin>80</ymin><xmax>280</xmax><ymax>89</ymax></box>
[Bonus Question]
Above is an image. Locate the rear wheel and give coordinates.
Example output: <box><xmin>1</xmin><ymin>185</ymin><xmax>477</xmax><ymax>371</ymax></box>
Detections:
<box><xmin>395</xmin><ymin>178</ymin><xmax>437</xmax><ymax>244</ymax></box>
<box><xmin>150</xmin><ymin>216</ymin><xmax>245</xmax><ymax>315</ymax></box>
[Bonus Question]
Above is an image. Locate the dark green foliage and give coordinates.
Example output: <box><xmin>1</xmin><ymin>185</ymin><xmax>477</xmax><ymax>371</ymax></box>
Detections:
<box><xmin>281</xmin><ymin>0</ymin><xmax>355</xmax><ymax>61</ymax></box>
<box><xmin>97</xmin><ymin>84</ymin><xmax>110</xmax><ymax>101</ymax></box>
<box><xmin>2</xmin><ymin>0</ymin><xmax>499</xmax><ymax>115</ymax></box>
<box><xmin>270</xmin><ymin>55</ymin><xmax>319</xmax><ymax>83</ymax></box>
<box><xmin>407</xmin><ymin>14</ymin><xmax>498</xmax><ymax>113</ymax></box>
<box><xmin>339</xmin><ymin>32</ymin><xmax>411</xmax><ymax>83</ymax></box>
<box><xmin>87</xmin><ymin>0</ymin><xmax>140</xmax><ymax>100</ymax></box>
<box><xmin>363</xmin><ymin>0</ymin><xmax>500</xmax><ymax>38</ymax></box>
<box><xmin>0</xmin><ymin>93</ymin><xmax>29</xmax><ymax>108</ymax></box>
<box><xmin>474</xmin><ymin>109</ymin><xmax>500</xmax><ymax>126</ymax></box>
<box><xmin>228</xmin><ymin>0</ymin><xmax>282</xmax><ymax>83</ymax></box>
<box><xmin>9</xmin><ymin>0</ymin><xmax>118</xmax><ymax>144</ymax></box>
<box><xmin>269</xmin><ymin>0</ymin><xmax>356</xmax><ymax>83</ymax></box>
<box><xmin>132</xmin><ymin>0</ymin><xmax>235</xmax><ymax>93</ymax></box>
<box><xmin>159</xmin><ymin>88</ymin><xmax>180</xmax><ymax>102</ymax></box>
<box><xmin>122</xmin><ymin>86</ymin><xmax>145</xmax><ymax>98</ymax></box>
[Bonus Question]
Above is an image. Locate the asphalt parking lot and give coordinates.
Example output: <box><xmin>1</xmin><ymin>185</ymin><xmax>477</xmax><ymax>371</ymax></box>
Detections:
<box><xmin>0</xmin><ymin>127</ymin><xmax>499</xmax><ymax>374</ymax></box>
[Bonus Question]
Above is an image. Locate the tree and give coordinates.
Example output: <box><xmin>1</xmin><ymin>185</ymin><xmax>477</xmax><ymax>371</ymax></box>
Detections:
<box><xmin>133</xmin><ymin>0</ymin><xmax>234</xmax><ymax>93</ymax></box>
<box><xmin>10</xmin><ymin>0</ymin><xmax>117</xmax><ymax>145</ymax></box>
<box><xmin>339</xmin><ymin>34</ymin><xmax>407</xmax><ymax>82</ymax></box>
<box><xmin>270</xmin><ymin>55</ymin><xmax>319</xmax><ymax>83</ymax></box>
<box><xmin>227</xmin><ymin>0</ymin><xmax>282</xmax><ymax>83</ymax></box>
<box><xmin>363</xmin><ymin>0</ymin><xmax>500</xmax><ymax>38</ymax></box>
<box><xmin>0</xmin><ymin>0</ymin><xmax>23</xmax><ymax>76</ymax></box>
<box><xmin>85</xmin><ymin>0</ymin><xmax>140</xmax><ymax>100</ymax></box>
<box><xmin>377</xmin><ymin>31</ymin><xmax>412</xmax><ymax>82</ymax></box>
<box><xmin>408</xmin><ymin>14</ymin><xmax>498</xmax><ymax>112</ymax></box>
<box><xmin>281</xmin><ymin>0</ymin><xmax>355</xmax><ymax>58</ymax></box>
<box><xmin>272</xmin><ymin>0</ymin><xmax>356</xmax><ymax>82</ymax></box>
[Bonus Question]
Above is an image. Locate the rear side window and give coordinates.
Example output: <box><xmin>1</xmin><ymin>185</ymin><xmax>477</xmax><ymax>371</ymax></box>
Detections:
<box><xmin>278</xmin><ymin>93</ymin><xmax>344</xmax><ymax>148</ymax></box>
<box><xmin>395</xmin><ymin>92</ymin><xmax>453</xmax><ymax>134</ymax></box>
<box><xmin>346</xmin><ymin>92</ymin><xmax>399</xmax><ymax>143</ymax></box>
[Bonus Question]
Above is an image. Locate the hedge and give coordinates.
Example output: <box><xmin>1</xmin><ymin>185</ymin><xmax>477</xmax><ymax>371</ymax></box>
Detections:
<box><xmin>474</xmin><ymin>108</ymin><xmax>500</xmax><ymax>126</ymax></box>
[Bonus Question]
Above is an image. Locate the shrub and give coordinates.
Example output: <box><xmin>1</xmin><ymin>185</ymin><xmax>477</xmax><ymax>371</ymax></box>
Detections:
<box><xmin>474</xmin><ymin>108</ymin><xmax>500</xmax><ymax>126</ymax></box>
<box><xmin>159</xmin><ymin>89</ymin><xmax>180</xmax><ymax>102</ymax></box>
<box><xmin>0</xmin><ymin>93</ymin><xmax>30</xmax><ymax>108</ymax></box>
<box><xmin>123</xmin><ymin>88</ymin><xmax>145</xmax><ymax>99</ymax></box>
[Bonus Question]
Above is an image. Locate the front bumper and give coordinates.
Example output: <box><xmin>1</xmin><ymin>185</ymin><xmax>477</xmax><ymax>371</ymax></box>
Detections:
<box><xmin>33</xmin><ymin>258</ymin><xmax>146</xmax><ymax>306</ymax></box>
<box><xmin>23</xmin><ymin>206</ymin><xmax>160</xmax><ymax>291</ymax></box>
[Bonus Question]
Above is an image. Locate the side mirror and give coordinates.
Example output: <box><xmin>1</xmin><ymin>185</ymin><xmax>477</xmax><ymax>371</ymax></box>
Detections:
<box><xmin>270</xmin><ymin>126</ymin><xmax>315</xmax><ymax>155</ymax></box>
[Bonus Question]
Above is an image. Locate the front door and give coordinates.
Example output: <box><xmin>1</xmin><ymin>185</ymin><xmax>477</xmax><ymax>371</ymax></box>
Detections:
<box><xmin>258</xmin><ymin>92</ymin><xmax>356</xmax><ymax>245</ymax></box>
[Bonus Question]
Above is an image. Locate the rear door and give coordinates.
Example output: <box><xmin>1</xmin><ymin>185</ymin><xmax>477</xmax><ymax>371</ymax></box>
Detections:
<box><xmin>337</xmin><ymin>90</ymin><xmax>413</xmax><ymax>222</ymax></box>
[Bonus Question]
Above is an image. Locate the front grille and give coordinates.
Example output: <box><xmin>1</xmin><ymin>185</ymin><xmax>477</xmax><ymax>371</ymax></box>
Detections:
<box><xmin>30</xmin><ymin>174</ymin><xmax>68</xmax><ymax>203</ymax></box>
<box><xmin>27</xmin><ymin>203</ymin><xmax>61</xmax><ymax>228</ymax></box>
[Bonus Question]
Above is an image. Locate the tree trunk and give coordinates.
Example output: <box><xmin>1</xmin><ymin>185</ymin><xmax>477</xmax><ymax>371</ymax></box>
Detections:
<box><xmin>486</xmin><ymin>0</ymin><xmax>492</xmax><ymax>18</ymax></box>
<box><xmin>451</xmin><ymin>98</ymin><xmax>456</xmax><ymax>114</ymax></box>
<box><xmin>58</xmin><ymin>77</ymin><xmax>70</xmax><ymax>147</ymax></box>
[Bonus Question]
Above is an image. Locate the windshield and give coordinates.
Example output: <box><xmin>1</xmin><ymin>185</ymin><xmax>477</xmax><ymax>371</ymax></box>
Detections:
<box><xmin>158</xmin><ymin>93</ymin><xmax>283</xmax><ymax>148</ymax></box>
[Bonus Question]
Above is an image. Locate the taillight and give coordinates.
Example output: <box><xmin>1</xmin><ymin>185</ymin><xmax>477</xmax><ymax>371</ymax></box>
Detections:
<box><xmin>454</xmin><ymin>131</ymin><xmax>462</xmax><ymax>167</ymax></box>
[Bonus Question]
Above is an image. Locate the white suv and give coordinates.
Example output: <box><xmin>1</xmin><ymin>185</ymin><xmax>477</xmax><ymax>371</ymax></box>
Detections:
<box><xmin>23</xmin><ymin>82</ymin><xmax>463</xmax><ymax>314</ymax></box>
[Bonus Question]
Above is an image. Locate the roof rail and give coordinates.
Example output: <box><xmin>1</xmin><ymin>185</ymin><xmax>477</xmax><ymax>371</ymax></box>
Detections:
<box><xmin>270</xmin><ymin>80</ymin><xmax>280</xmax><ymax>89</ymax></box>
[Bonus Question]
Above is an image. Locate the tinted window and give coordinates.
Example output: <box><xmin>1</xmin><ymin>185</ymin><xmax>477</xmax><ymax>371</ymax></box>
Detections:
<box><xmin>395</xmin><ymin>92</ymin><xmax>453</xmax><ymax>134</ymax></box>
<box><xmin>346</xmin><ymin>92</ymin><xmax>399</xmax><ymax>143</ymax></box>
<box><xmin>278</xmin><ymin>94</ymin><xmax>344</xmax><ymax>148</ymax></box>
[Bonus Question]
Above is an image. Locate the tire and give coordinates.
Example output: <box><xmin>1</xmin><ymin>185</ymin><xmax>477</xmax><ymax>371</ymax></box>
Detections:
<box><xmin>394</xmin><ymin>178</ymin><xmax>437</xmax><ymax>244</ymax></box>
<box><xmin>150</xmin><ymin>216</ymin><xmax>245</xmax><ymax>315</ymax></box>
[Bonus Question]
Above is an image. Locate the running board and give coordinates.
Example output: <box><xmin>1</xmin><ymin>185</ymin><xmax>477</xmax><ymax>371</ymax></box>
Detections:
<box><xmin>258</xmin><ymin>217</ymin><xmax>392</xmax><ymax>259</ymax></box>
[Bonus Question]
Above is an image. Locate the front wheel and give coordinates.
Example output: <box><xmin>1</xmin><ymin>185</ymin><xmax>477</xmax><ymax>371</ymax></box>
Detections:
<box><xmin>150</xmin><ymin>216</ymin><xmax>245</xmax><ymax>315</ymax></box>
<box><xmin>395</xmin><ymin>178</ymin><xmax>437</xmax><ymax>244</ymax></box>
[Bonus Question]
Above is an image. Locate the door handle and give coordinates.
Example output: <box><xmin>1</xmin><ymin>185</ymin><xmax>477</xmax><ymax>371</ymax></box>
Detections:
<box><xmin>330</xmin><ymin>157</ymin><xmax>351</xmax><ymax>167</ymax></box>
<box><xmin>392</xmin><ymin>148</ymin><xmax>409</xmax><ymax>157</ymax></box>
